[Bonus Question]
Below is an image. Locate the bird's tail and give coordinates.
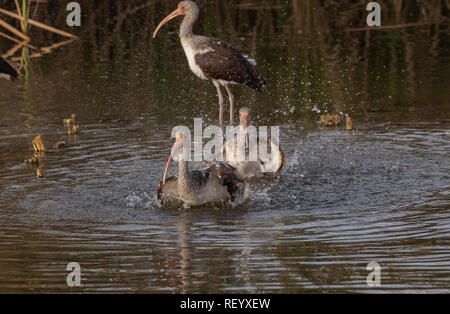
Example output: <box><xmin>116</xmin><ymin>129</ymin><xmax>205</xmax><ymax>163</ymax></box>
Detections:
<box><xmin>247</xmin><ymin>74</ymin><xmax>265</xmax><ymax>92</ymax></box>
<box><xmin>255</xmin><ymin>77</ymin><xmax>266</xmax><ymax>92</ymax></box>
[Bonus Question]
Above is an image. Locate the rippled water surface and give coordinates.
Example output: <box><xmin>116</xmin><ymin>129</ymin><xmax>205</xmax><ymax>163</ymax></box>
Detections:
<box><xmin>0</xmin><ymin>0</ymin><xmax>449</xmax><ymax>293</ymax></box>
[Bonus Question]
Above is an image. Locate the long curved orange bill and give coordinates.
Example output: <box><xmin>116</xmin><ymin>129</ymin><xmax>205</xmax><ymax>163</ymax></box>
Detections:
<box><xmin>162</xmin><ymin>140</ymin><xmax>183</xmax><ymax>184</ymax></box>
<box><xmin>153</xmin><ymin>8</ymin><xmax>182</xmax><ymax>38</ymax></box>
<box><xmin>162</xmin><ymin>155</ymin><xmax>173</xmax><ymax>185</ymax></box>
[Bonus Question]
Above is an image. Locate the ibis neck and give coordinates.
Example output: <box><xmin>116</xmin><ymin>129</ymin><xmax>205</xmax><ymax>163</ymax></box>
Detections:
<box><xmin>179</xmin><ymin>12</ymin><xmax>198</xmax><ymax>39</ymax></box>
<box><xmin>178</xmin><ymin>157</ymin><xmax>191</xmax><ymax>189</ymax></box>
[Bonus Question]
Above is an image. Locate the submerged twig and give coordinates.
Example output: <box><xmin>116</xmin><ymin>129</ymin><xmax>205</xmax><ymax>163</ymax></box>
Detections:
<box><xmin>1</xmin><ymin>42</ymin><xmax>23</xmax><ymax>58</ymax></box>
<box><xmin>53</xmin><ymin>141</ymin><xmax>67</xmax><ymax>149</ymax></box>
<box><xmin>0</xmin><ymin>18</ymin><xmax>30</xmax><ymax>41</ymax></box>
<box><xmin>10</xmin><ymin>39</ymin><xmax>75</xmax><ymax>61</ymax></box>
<box><xmin>0</xmin><ymin>31</ymin><xmax>36</xmax><ymax>49</ymax></box>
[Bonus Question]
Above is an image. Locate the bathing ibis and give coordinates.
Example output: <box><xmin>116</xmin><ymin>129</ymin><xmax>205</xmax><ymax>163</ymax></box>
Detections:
<box><xmin>212</xmin><ymin>107</ymin><xmax>287</xmax><ymax>179</ymax></box>
<box><xmin>152</xmin><ymin>1</ymin><xmax>266</xmax><ymax>126</ymax></box>
<box><xmin>157</xmin><ymin>132</ymin><xmax>246</xmax><ymax>206</ymax></box>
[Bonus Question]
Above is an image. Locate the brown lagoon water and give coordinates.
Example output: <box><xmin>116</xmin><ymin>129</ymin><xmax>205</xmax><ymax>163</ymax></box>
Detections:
<box><xmin>0</xmin><ymin>0</ymin><xmax>449</xmax><ymax>293</ymax></box>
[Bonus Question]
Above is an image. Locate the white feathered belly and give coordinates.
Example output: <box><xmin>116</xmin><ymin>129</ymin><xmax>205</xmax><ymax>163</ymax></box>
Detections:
<box><xmin>181</xmin><ymin>42</ymin><xmax>209</xmax><ymax>81</ymax></box>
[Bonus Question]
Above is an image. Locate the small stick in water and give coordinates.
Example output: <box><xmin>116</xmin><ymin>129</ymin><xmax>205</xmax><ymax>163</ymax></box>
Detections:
<box><xmin>36</xmin><ymin>168</ymin><xmax>45</xmax><ymax>178</ymax></box>
<box><xmin>346</xmin><ymin>116</ymin><xmax>353</xmax><ymax>131</ymax></box>
<box><xmin>333</xmin><ymin>114</ymin><xmax>342</xmax><ymax>126</ymax></box>
<box><xmin>63</xmin><ymin>113</ymin><xmax>76</xmax><ymax>126</ymax></box>
<box><xmin>53</xmin><ymin>141</ymin><xmax>67</xmax><ymax>149</ymax></box>
<box><xmin>320</xmin><ymin>114</ymin><xmax>341</xmax><ymax>126</ymax></box>
<box><xmin>32</xmin><ymin>135</ymin><xmax>46</xmax><ymax>152</ymax></box>
<box><xmin>24</xmin><ymin>154</ymin><xmax>39</xmax><ymax>166</ymax></box>
<box><xmin>68</xmin><ymin>125</ymin><xmax>80</xmax><ymax>135</ymax></box>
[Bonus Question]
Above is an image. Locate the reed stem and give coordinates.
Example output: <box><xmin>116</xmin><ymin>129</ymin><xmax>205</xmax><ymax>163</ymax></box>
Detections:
<box><xmin>21</xmin><ymin>0</ymin><xmax>28</xmax><ymax>34</ymax></box>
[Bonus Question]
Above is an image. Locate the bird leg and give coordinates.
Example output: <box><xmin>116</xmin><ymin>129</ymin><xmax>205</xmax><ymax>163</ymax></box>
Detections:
<box><xmin>224</xmin><ymin>85</ymin><xmax>235</xmax><ymax>125</ymax></box>
<box><xmin>214</xmin><ymin>82</ymin><xmax>224</xmax><ymax>127</ymax></box>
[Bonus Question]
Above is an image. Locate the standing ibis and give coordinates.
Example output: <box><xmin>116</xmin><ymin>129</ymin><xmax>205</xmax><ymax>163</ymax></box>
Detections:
<box><xmin>212</xmin><ymin>107</ymin><xmax>287</xmax><ymax>179</ymax></box>
<box><xmin>152</xmin><ymin>1</ymin><xmax>266</xmax><ymax>126</ymax></box>
<box><xmin>157</xmin><ymin>131</ymin><xmax>246</xmax><ymax>206</ymax></box>
<box><xmin>0</xmin><ymin>57</ymin><xmax>18</xmax><ymax>82</ymax></box>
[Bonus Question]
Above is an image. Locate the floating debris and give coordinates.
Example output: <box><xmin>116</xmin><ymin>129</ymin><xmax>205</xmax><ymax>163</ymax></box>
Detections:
<box><xmin>63</xmin><ymin>113</ymin><xmax>76</xmax><ymax>126</ymax></box>
<box><xmin>320</xmin><ymin>113</ymin><xmax>342</xmax><ymax>127</ymax></box>
<box><xmin>53</xmin><ymin>141</ymin><xmax>67</xmax><ymax>149</ymax></box>
<box><xmin>26</xmin><ymin>137</ymin><xmax>46</xmax><ymax>168</ymax></box>
<box><xmin>36</xmin><ymin>168</ymin><xmax>45</xmax><ymax>178</ymax></box>
<box><xmin>319</xmin><ymin>113</ymin><xmax>354</xmax><ymax>131</ymax></box>
<box><xmin>32</xmin><ymin>135</ymin><xmax>46</xmax><ymax>152</ymax></box>
<box><xmin>346</xmin><ymin>116</ymin><xmax>353</xmax><ymax>131</ymax></box>
<box><xmin>68</xmin><ymin>125</ymin><xmax>80</xmax><ymax>135</ymax></box>
<box><xmin>24</xmin><ymin>154</ymin><xmax>40</xmax><ymax>166</ymax></box>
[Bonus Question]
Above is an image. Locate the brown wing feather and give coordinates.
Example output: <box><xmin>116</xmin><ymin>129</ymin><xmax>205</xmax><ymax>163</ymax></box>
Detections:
<box><xmin>195</xmin><ymin>39</ymin><xmax>265</xmax><ymax>91</ymax></box>
<box><xmin>207</xmin><ymin>162</ymin><xmax>246</xmax><ymax>201</ymax></box>
<box><xmin>157</xmin><ymin>175</ymin><xmax>179</xmax><ymax>201</ymax></box>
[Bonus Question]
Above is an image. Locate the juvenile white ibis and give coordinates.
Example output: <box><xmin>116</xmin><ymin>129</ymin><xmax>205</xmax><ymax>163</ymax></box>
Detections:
<box><xmin>152</xmin><ymin>1</ymin><xmax>266</xmax><ymax>126</ymax></box>
<box><xmin>157</xmin><ymin>132</ymin><xmax>246</xmax><ymax>206</ymax></box>
<box><xmin>212</xmin><ymin>107</ymin><xmax>287</xmax><ymax>179</ymax></box>
<box><xmin>0</xmin><ymin>57</ymin><xmax>18</xmax><ymax>81</ymax></box>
